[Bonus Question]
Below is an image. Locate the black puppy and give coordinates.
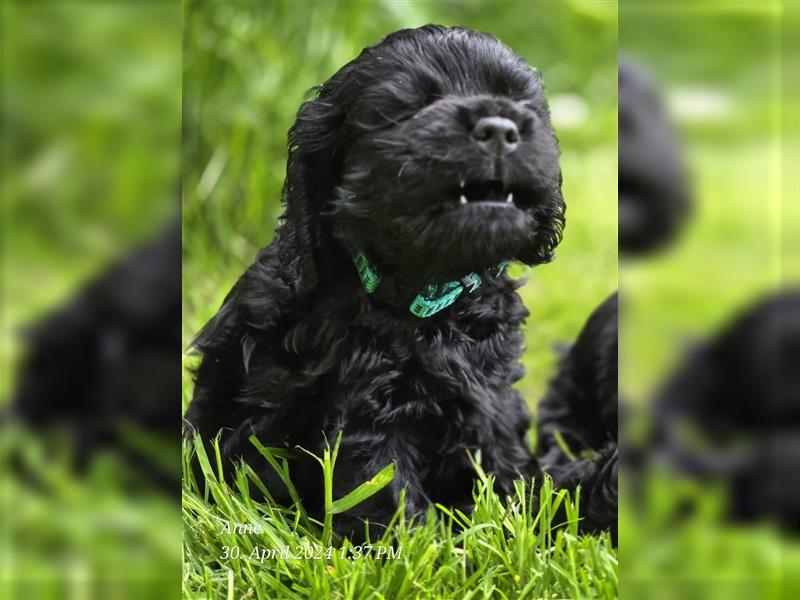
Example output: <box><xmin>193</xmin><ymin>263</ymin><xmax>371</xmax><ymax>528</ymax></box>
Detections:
<box><xmin>11</xmin><ymin>218</ymin><xmax>181</xmax><ymax>492</ymax></box>
<box><xmin>535</xmin><ymin>293</ymin><xmax>618</xmax><ymax>537</ymax></box>
<box><xmin>653</xmin><ymin>289</ymin><xmax>800</xmax><ymax>530</ymax></box>
<box><xmin>185</xmin><ymin>26</ymin><xmax>565</xmax><ymax>536</ymax></box>
<box><xmin>619</xmin><ymin>58</ymin><xmax>690</xmax><ymax>255</ymax></box>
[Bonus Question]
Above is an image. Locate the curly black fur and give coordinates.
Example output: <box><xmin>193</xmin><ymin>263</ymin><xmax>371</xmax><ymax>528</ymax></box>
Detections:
<box><xmin>535</xmin><ymin>293</ymin><xmax>618</xmax><ymax>539</ymax></box>
<box><xmin>184</xmin><ymin>25</ymin><xmax>566</xmax><ymax>537</ymax></box>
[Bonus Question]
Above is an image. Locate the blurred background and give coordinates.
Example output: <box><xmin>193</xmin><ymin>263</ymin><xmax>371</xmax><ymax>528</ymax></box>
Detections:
<box><xmin>618</xmin><ymin>2</ymin><xmax>799</xmax><ymax>599</ymax></box>
<box><xmin>2</xmin><ymin>2</ymin><xmax>182</xmax><ymax>598</ymax></box>
<box><xmin>182</xmin><ymin>0</ymin><xmax>618</xmax><ymax>412</ymax></box>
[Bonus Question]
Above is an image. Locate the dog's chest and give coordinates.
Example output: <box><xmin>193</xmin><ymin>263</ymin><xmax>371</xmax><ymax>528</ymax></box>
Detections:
<box><xmin>327</xmin><ymin>322</ymin><xmax>514</xmax><ymax>423</ymax></box>
<box><xmin>283</xmin><ymin>291</ymin><xmax>526</xmax><ymax>431</ymax></box>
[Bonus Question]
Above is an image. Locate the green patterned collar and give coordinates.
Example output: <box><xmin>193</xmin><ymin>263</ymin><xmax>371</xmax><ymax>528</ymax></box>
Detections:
<box><xmin>352</xmin><ymin>251</ymin><xmax>508</xmax><ymax>318</ymax></box>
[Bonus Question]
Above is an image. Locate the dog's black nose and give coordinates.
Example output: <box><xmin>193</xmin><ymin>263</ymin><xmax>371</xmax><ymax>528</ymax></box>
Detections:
<box><xmin>471</xmin><ymin>117</ymin><xmax>520</xmax><ymax>155</ymax></box>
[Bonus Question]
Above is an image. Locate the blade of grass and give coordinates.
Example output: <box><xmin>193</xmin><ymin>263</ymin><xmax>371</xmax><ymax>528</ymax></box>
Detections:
<box><xmin>330</xmin><ymin>462</ymin><xmax>395</xmax><ymax>514</ymax></box>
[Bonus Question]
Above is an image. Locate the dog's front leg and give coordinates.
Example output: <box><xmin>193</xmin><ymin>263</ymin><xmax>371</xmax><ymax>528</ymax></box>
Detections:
<box><xmin>329</xmin><ymin>433</ymin><xmax>428</xmax><ymax>542</ymax></box>
<box><xmin>540</xmin><ymin>443</ymin><xmax>618</xmax><ymax>538</ymax></box>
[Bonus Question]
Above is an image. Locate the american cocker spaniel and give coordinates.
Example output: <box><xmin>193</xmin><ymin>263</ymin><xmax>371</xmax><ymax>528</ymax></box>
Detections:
<box><xmin>185</xmin><ymin>25</ymin><xmax>566</xmax><ymax>537</ymax></box>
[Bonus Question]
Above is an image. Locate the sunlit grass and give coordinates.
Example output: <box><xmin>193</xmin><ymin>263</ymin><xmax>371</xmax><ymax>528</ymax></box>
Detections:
<box><xmin>182</xmin><ymin>436</ymin><xmax>617</xmax><ymax>600</ymax></box>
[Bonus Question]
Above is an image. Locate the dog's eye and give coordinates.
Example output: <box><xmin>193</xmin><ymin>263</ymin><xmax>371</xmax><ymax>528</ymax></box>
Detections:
<box><xmin>518</xmin><ymin>102</ymin><xmax>542</xmax><ymax>131</ymax></box>
<box><xmin>419</xmin><ymin>82</ymin><xmax>443</xmax><ymax>107</ymax></box>
<box><xmin>520</xmin><ymin>115</ymin><xmax>535</xmax><ymax>136</ymax></box>
<box><xmin>456</xmin><ymin>105</ymin><xmax>476</xmax><ymax>130</ymax></box>
<box><xmin>521</xmin><ymin>101</ymin><xmax>540</xmax><ymax>115</ymax></box>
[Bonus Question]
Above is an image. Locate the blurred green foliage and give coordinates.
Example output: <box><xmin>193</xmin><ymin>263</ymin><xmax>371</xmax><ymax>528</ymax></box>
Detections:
<box><xmin>3</xmin><ymin>3</ymin><xmax>182</xmax><ymax>398</ymax></box>
<box><xmin>2</xmin><ymin>3</ymin><xmax>182</xmax><ymax>597</ymax></box>
<box><xmin>2</xmin><ymin>428</ymin><xmax>180</xmax><ymax>599</ymax></box>
<box><xmin>619</xmin><ymin>3</ymin><xmax>786</xmax><ymax>402</ymax></box>
<box><xmin>622</xmin><ymin>3</ymin><xmax>783</xmax><ymax>143</ymax></box>
<box><xmin>620</xmin><ymin>4</ymin><xmax>797</xmax><ymax>598</ymax></box>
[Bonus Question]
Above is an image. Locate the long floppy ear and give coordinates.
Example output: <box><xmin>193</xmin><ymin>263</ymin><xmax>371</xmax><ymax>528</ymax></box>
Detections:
<box><xmin>517</xmin><ymin>175</ymin><xmax>566</xmax><ymax>266</ymax></box>
<box><xmin>283</xmin><ymin>70</ymin><xmax>356</xmax><ymax>292</ymax></box>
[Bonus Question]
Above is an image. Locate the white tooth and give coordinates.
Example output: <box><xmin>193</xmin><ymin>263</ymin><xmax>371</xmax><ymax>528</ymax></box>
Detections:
<box><xmin>506</xmin><ymin>193</ymin><xmax>514</xmax><ymax>203</ymax></box>
<box><xmin>459</xmin><ymin>195</ymin><xmax>468</xmax><ymax>205</ymax></box>
<box><xmin>459</xmin><ymin>180</ymin><xmax>466</xmax><ymax>189</ymax></box>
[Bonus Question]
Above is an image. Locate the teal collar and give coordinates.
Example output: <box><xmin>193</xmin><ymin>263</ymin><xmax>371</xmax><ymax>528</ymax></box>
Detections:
<box><xmin>352</xmin><ymin>251</ymin><xmax>508</xmax><ymax>318</ymax></box>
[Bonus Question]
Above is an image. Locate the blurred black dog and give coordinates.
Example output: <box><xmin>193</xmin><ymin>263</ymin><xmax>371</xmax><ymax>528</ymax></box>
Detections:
<box><xmin>619</xmin><ymin>58</ymin><xmax>690</xmax><ymax>255</ymax></box>
<box><xmin>11</xmin><ymin>218</ymin><xmax>181</xmax><ymax>493</ymax></box>
<box><xmin>653</xmin><ymin>289</ymin><xmax>800</xmax><ymax>530</ymax></box>
<box><xmin>185</xmin><ymin>25</ymin><xmax>565</xmax><ymax>535</ymax></box>
<box><xmin>536</xmin><ymin>293</ymin><xmax>618</xmax><ymax>538</ymax></box>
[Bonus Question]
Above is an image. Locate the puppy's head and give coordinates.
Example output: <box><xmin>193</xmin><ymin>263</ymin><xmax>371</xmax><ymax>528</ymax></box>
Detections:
<box><xmin>286</xmin><ymin>25</ymin><xmax>564</xmax><ymax>288</ymax></box>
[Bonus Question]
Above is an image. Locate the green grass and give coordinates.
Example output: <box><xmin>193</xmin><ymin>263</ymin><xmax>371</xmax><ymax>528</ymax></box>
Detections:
<box><xmin>619</xmin><ymin>469</ymin><xmax>800</xmax><ymax>600</ymax></box>
<box><xmin>182</xmin><ymin>435</ymin><xmax>617</xmax><ymax>600</ymax></box>
<box><xmin>1</xmin><ymin>427</ymin><xmax>181</xmax><ymax>598</ymax></box>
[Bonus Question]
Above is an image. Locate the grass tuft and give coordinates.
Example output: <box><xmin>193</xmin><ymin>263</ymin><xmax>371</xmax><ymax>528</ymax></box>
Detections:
<box><xmin>182</xmin><ymin>436</ymin><xmax>617</xmax><ymax>599</ymax></box>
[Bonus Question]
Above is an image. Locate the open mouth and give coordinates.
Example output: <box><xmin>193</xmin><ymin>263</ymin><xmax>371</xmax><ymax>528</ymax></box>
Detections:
<box><xmin>444</xmin><ymin>179</ymin><xmax>531</xmax><ymax>210</ymax></box>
